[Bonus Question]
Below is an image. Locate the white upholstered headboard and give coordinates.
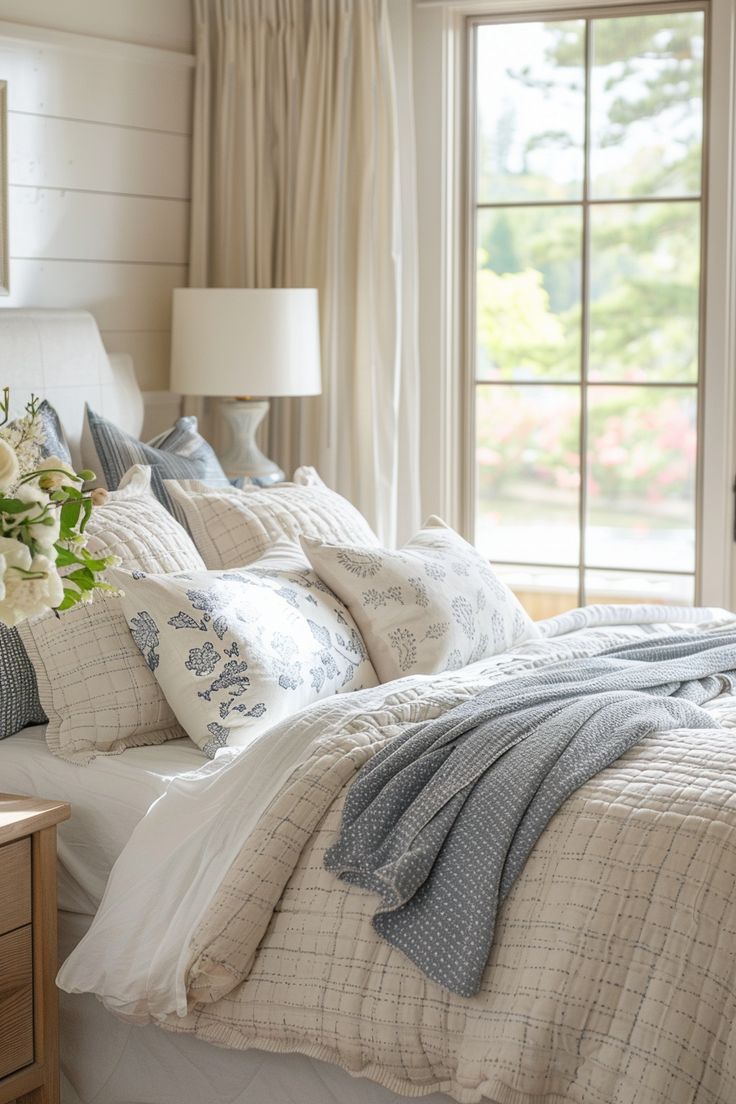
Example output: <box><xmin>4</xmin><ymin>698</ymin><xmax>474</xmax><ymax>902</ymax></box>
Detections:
<box><xmin>0</xmin><ymin>309</ymin><xmax>178</xmax><ymax>467</ymax></box>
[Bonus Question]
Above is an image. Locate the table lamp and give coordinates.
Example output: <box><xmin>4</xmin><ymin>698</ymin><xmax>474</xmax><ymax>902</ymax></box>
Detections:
<box><xmin>170</xmin><ymin>288</ymin><xmax>322</xmax><ymax>485</ymax></box>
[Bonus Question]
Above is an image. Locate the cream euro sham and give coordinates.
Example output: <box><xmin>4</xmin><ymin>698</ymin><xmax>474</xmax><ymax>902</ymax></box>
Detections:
<box><xmin>164</xmin><ymin>470</ymin><xmax>379</xmax><ymax>570</ymax></box>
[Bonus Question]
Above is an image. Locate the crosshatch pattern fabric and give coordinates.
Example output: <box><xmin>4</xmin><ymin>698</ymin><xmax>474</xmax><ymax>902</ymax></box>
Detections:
<box><xmin>165</xmin><ymin>477</ymin><xmax>380</xmax><ymax>570</ymax></box>
<box><xmin>17</xmin><ymin>467</ymin><xmax>204</xmax><ymax>763</ymax></box>
<box><xmin>0</xmin><ymin>399</ymin><xmax>71</xmax><ymax>739</ymax></box>
<box><xmin>81</xmin><ymin>406</ymin><xmax>229</xmax><ymax>513</ymax></box>
<box><xmin>18</xmin><ymin>599</ymin><xmax>184</xmax><ymax>764</ymax></box>
<box><xmin>301</xmin><ymin>518</ymin><xmax>539</xmax><ymax>682</ymax></box>
<box><xmin>146</xmin><ymin>611</ymin><xmax>736</xmax><ymax>1104</ymax></box>
<box><xmin>118</xmin><ymin>560</ymin><xmax>379</xmax><ymax>758</ymax></box>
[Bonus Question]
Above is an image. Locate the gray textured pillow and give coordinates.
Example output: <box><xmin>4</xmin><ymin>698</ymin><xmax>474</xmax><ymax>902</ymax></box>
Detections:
<box><xmin>26</xmin><ymin>400</ymin><xmax>71</xmax><ymax>461</ymax></box>
<box><xmin>82</xmin><ymin>406</ymin><xmax>229</xmax><ymax>514</ymax></box>
<box><xmin>0</xmin><ymin>628</ymin><xmax>46</xmax><ymax>739</ymax></box>
<box><xmin>1</xmin><ymin>399</ymin><xmax>71</xmax><ymax>739</ymax></box>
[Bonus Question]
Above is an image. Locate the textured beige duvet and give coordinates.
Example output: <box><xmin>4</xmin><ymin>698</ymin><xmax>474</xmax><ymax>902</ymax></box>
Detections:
<box><xmin>141</xmin><ymin>614</ymin><xmax>736</xmax><ymax>1104</ymax></box>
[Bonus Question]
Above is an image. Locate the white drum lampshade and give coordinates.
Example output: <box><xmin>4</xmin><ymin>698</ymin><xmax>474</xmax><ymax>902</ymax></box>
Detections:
<box><xmin>170</xmin><ymin>288</ymin><xmax>322</xmax><ymax>484</ymax></box>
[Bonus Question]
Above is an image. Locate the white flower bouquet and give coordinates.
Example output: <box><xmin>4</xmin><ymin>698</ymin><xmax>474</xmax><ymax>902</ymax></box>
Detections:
<box><xmin>0</xmin><ymin>388</ymin><xmax>119</xmax><ymax>627</ymax></box>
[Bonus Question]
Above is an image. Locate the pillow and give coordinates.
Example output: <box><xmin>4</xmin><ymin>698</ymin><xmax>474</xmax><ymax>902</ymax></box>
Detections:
<box><xmin>165</xmin><ymin>475</ymin><xmax>379</xmax><ymax>570</ymax></box>
<box><xmin>83</xmin><ymin>465</ymin><xmax>206</xmax><ymax>572</ymax></box>
<box><xmin>6</xmin><ymin>399</ymin><xmax>71</xmax><ymax>463</ymax></box>
<box><xmin>81</xmin><ymin>406</ymin><xmax>229</xmax><ymax>513</ymax></box>
<box><xmin>0</xmin><ymin>399</ymin><xmax>70</xmax><ymax>740</ymax></box>
<box><xmin>118</xmin><ymin>555</ymin><xmax>379</xmax><ymax>758</ymax></box>
<box><xmin>300</xmin><ymin>518</ymin><xmax>539</xmax><ymax>682</ymax></box>
<box><xmin>17</xmin><ymin>466</ymin><xmax>206</xmax><ymax>763</ymax></box>
<box><xmin>0</xmin><ymin>628</ymin><xmax>46</xmax><ymax>739</ymax></box>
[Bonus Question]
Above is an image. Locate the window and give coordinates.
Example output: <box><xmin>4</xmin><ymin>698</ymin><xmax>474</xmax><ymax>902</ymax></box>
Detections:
<box><xmin>470</xmin><ymin>8</ymin><xmax>706</xmax><ymax>618</ymax></box>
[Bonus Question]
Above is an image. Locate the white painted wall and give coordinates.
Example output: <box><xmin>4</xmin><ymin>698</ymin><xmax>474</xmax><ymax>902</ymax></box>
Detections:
<box><xmin>0</xmin><ymin>1</ymin><xmax>194</xmax><ymax>390</ymax></box>
<box><xmin>0</xmin><ymin>0</ymin><xmax>192</xmax><ymax>53</ymax></box>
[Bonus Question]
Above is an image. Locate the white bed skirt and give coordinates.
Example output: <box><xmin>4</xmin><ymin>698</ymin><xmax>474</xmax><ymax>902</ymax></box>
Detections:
<box><xmin>59</xmin><ymin>912</ymin><xmax>455</xmax><ymax>1104</ymax></box>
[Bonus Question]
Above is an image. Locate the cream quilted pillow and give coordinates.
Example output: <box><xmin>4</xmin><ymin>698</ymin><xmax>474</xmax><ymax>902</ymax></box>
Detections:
<box><xmin>301</xmin><ymin>518</ymin><xmax>539</xmax><ymax>683</ymax></box>
<box><xmin>85</xmin><ymin>466</ymin><xmax>208</xmax><ymax>572</ymax></box>
<box><xmin>165</xmin><ymin>472</ymin><xmax>379</xmax><ymax>570</ymax></box>
<box><xmin>18</xmin><ymin>466</ymin><xmax>205</xmax><ymax>763</ymax></box>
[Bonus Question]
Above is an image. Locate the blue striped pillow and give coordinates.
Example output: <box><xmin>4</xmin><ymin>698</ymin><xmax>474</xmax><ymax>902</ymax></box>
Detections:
<box><xmin>82</xmin><ymin>407</ymin><xmax>230</xmax><ymax>514</ymax></box>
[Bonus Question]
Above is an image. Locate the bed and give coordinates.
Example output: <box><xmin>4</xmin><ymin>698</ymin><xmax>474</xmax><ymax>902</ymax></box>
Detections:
<box><xmin>2</xmin><ymin>309</ymin><xmax>736</xmax><ymax>1104</ymax></box>
<box><xmin>0</xmin><ymin>308</ymin><xmax>455</xmax><ymax>1104</ymax></box>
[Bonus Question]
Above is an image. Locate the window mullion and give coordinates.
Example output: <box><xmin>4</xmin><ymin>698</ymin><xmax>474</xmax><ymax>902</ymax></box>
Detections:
<box><xmin>578</xmin><ymin>18</ymin><xmax>593</xmax><ymax>608</ymax></box>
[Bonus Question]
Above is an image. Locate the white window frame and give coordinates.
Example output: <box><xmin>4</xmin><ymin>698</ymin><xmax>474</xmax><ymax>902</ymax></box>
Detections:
<box><xmin>413</xmin><ymin>0</ymin><xmax>736</xmax><ymax>608</ymax></box>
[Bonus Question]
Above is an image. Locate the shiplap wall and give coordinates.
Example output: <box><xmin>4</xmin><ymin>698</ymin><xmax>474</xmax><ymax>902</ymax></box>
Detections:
<box><xmin>0</xmin><ymin>2</ymin><xmax>194</xmax><ymax>390</ymax></box>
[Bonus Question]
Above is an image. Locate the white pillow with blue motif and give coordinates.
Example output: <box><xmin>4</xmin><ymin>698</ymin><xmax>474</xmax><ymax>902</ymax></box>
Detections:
<box><xmin>117</xmin><ymin>554</ymin><xmax>378</xmax><ymax>758</ymax></box>
<box><xmin>301</xmin><ymin>517</ymin><xmax>540</xmax><ymax>683</ymax></box>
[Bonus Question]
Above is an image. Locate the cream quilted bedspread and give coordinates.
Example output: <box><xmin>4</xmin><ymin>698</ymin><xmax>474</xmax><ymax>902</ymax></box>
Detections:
<box><xmin>61</xmin><ymin>608</ymin><xmax>736</xmax><ymax>1104</ymax></box>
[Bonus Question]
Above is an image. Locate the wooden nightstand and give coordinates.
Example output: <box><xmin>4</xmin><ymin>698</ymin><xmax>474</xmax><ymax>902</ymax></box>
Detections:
<box><xmin>0</xmin><ymin>794</ymin><xmax>70</xmax><ymax>1104</ymax></box>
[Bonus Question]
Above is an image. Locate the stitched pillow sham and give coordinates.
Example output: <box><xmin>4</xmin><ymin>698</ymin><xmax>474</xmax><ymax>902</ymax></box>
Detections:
<box><xmin>0</xmin><ymin>399</ymin><xmax>71</xmax><ymax>740</ymax></box>
<box><xmin>164</xmin><ymin>476</ymin><xmax>379</xmax><ymax>570</ymax></box>
<box><xmin>17</xmin><ymin>466</ymin><xmax>206</xmax><ymax>763</ymax></box>
<box><xmin>301</xmin><ymin>518</ymin><xmax>539</xmax><ymax>682</ymax></box>
<box><xmin>118</xmin><ymin>556</ymin><xmax>378</xmax><ymax>758</ymax></box>
<box><xmin>81</xmin><ymin>406</ymin><xmax>229</xmax><ymax>513</ymax></box>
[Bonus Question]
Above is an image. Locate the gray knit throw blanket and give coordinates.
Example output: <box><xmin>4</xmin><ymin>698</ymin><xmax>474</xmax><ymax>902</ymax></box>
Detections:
<box><xmin>325</xmin><ymin>631</ymin><xmax>736</xmax><ymax>995</ymax></box>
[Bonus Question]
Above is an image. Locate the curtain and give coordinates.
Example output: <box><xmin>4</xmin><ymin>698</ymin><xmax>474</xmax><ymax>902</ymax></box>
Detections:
<box><xmin>189</xmin><ymin>0</ymin><xmax>421</xmax><ymax>544</ymax></box>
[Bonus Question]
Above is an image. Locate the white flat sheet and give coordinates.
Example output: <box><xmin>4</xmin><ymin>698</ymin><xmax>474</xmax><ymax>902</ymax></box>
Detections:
<box><xmin>0</xmin><ymin>726</ymin><xmax>205</xmax><ymax>914</ymax></box>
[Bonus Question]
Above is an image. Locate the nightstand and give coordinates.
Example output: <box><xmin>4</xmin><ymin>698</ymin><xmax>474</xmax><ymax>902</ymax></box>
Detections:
<box><xmin>0</xmin><ymin>794</ymin><xmax>70</xmax><ymax>1104</ymax></box>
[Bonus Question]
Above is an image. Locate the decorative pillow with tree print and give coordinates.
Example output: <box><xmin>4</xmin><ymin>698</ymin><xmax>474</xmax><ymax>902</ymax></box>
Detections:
<box><xmin>117</xmin><ymin>557</ymin><xmax>378</xmax><ymax>758</ymax></box>
<box><xmin>301</xmin><ymin>517</ymin><xmax>539</xmax><ymax>683</ymax></box>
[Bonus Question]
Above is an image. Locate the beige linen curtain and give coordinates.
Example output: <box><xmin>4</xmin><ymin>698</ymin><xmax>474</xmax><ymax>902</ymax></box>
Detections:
<box><xmin>190</xmin><ymin>0</ymin><xmax>421</xmax><ymax>544</ymax></box>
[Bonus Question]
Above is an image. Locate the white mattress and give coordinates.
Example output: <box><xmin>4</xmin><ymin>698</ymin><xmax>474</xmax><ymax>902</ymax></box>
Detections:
<box><xmin>0</xmin><ymin>726</ymin><xmax>205</xmax><ymax>914</ymax></box>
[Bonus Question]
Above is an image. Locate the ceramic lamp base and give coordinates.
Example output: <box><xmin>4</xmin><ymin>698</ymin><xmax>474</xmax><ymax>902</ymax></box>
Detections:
<box><xmin>218</xmin><ymin>398</ymin><xmax>284</xmax><ymax>485</ymax></box>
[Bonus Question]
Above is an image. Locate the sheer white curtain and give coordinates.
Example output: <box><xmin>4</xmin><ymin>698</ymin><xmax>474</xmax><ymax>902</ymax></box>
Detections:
<box><xmin>190</xmin><ymin>0</ymin><xmax>421</xmax><ymax>544</ymax></box>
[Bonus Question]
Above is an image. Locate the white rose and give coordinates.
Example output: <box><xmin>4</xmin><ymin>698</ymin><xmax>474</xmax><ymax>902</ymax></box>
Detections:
<box><xmin>0</xmin><ymin>550</ymin><xmax>64</xmax><ymax>627</ymax></box>
<box><xmin>36</xmin><ymin>456</ymin><xmax>78</xmax><ymax>492</ymax></box>
<box><xmin>15</xmin><ymin>483</ymin><xmax>47</xmax><ymax>508</ymax></box>
<box><xmin>0</xmin><ymin>537</ymin><xmax>32</xmax><ymax>605</ymax></box>
<box><xmin>0</xmin><ymin>438</ymin><xmax>19</xmax><ymax>492</ymax></box>
<box><xmin>30</xmin><ymin>553</ymin><xmax>65</xmax><ymax>608</ymax></box>
<box><xmin>0</xmin><ymin>536</ymin><xmax>32</xmax><ymax>565</ymax></box>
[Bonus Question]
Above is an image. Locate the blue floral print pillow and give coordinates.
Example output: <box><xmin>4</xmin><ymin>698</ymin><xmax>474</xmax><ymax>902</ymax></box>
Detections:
<box><xmin>118</xmin><ymin>558</ymin><xmax>378</xmax><ymax>758</ymax></box>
